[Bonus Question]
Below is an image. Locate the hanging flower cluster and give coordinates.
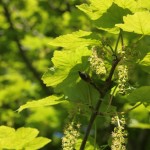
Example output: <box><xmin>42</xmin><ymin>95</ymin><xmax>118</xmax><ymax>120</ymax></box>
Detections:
<box><xmin>117</xmin><ymin>65</ymin><xmax>128</xmax><ymax>94</ymax></box>
<box><xmin>89</xmin><ymin>47</ymin><xmax>106</xmax><ymax>76</ymax></box>
<box><xmin>62</xmin><ymin>122</ymin><xmax>81</xmax><ymax>150</ymax></box>
<box><xmin>111</xmin><ymin>115</ymin><xmax>128</xmax><ymax>150</ymax></box>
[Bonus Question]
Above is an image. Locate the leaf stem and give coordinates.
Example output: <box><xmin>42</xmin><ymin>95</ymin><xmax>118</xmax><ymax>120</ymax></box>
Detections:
<box><xmin>114</xmin><ymin>29</ymin><xmax>122</xmax><ymax>53</ymax></box>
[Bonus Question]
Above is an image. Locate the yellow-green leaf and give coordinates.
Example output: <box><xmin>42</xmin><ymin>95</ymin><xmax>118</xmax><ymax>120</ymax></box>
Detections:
<box><xmin>18</xmin><ymin>95</ymin><xmax>67</xmax><ymax>112</ymax></box>
<box><xmin>49</xmin><ymin>30</ymin><xmax>99</xmax><ymax>49</ymax></box>
<box><xmin>114</xmin><ymin>0</ymin><xmax>137</xmax><ymax>12</ymax></box>
<box><xmin>0</xmin><ymin>126</ymin><xmax>51</xmax><ymax>149</ymax></box>
<box><xmin>42</xmin><ymin>47</ymin><xmax>91</xmax><ymax>88</ymax></box>
<box><xmin>76</xmin><ymin>0</ymin><xmax>113</xmax><ymax>20</ymax></box>
<box><xmin>116</xmin><ymin>11</ymin><xmax>150</xmax><ymax>35</ymax></box>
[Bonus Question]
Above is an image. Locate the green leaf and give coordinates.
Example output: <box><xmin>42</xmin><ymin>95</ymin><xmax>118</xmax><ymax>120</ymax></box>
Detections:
<box><xmin>0</xmin><ymin>126</ymin><xmax>15</xmax><ymax>138</ymax></box>
<box><xmin>15</xmin><ymin>127</ymin><xmax>39</xmax><ymax>143</ymax></box>
<box><xmin>49</xmin><ymin>30</ymin><xmax>99</xmax><ymax>49</ymax></box>
<box><xmin>25</xmin><ymin>137</ymin><xmax>51</xmax><ymax>150</ymax></box>
<box><xmin>114</xmin><ymin>0</ymin><xmax>137</xmax><ymax>12</ymax></box>
<box><xmin>0</xmin><ymin>126</ymin><xmax>51</xmax><ymax>149</ymax></box>
<box><xmin>76</xmin><ymin>0</ymin><xmax>113</xmax><ymax>20</ymax></box>
<box><xmin>127</xmin><ymin>104</ymin><xmax>150</xmax><ymax>129</ymax></box>
<box><xmin>116</xmin><ymin>11</ymin><xmax>150</xmax><ymax>35</ymax></box>
<box><xmin>139</xmin><ymin>52</ymin><xmax>150</xmax><ymax>74</ymax></box>
<box><xmin>94</xmin><ymin>3</ymin><xmax>131</xmax><ymax>34</ymax></box>
<box><xmin>42</xmin><ymin>47</ymin><xmax>91</xmax><ymax>88</ymax></box>
<box><xmin>127</xmin><ymin>86</ymin><xmax>150</xmax><ymax>103</ymax></box>
<box><xmin>129</xmin><ymin>121</ymin><xmax>150</xmax><ymax>129</ymax></box>
<box><xmin>62</xmin><ymin>80</ymin><xmax>100</xmax><ymax>104</ymax></box>
<box><xmin>18</xmin><ymin>95</ymin><xmax>67</xmax><ymax>112</ymax></box>
<box><xmin>136</xmin><ymin>0</ymin><xmax>150</xmax><ymax>11</ymax></box>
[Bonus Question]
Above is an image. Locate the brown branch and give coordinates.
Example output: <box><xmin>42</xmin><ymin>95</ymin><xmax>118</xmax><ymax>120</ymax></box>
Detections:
<box><xmin>1</xmin><ymin>0</ymin><xmax>51</xmax><ymax>95</ymax></box>
<box><xmin>80</xmin><ymin>30</ymin><xmax>123</xmax><ymax>150</ymax></box>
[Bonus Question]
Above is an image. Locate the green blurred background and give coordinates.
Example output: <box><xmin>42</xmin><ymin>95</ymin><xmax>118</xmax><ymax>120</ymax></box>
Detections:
<box><xmin>0</xmin><ymin>0</ymin><xmax>150</xmax><ymax>150</ymax></box>
<box><xmin>0</xmin><ymin>0</ymin><xmax>89</xmax><ymax>149</ymax></box>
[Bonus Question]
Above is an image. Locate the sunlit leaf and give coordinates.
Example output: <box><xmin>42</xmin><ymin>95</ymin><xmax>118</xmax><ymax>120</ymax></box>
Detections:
<box><xmin>0</xmin><ymin>126</ymin><xmax>51</xmax><ymax>149</ymax></box>
<box><xmin>49</xmin><ymin>30</ymin><xmax>100</xmax><ymax>49</ymax></box>
<box><xmin>25</xmin><ymin>137</ymin><xmax>51</xmax><ymax>150</ymax></box>
<box><xmin>116</xmin><ymin>11</ymin><xmax>150</xmax><ymax>35</ymax></box>
<box><xmin>114</xmin><ymin>0</ymin><xmax>137</xmax><ymax>12</ymax></box>
<box><xmin>0</xmin><ymin>126</ymin><xmax>15</xmax><ymax>138</ymax></box>
<box><xmin>42</xmin><ymin>47</ymin><xmax>91</xmax><ymax>88</ymax></box>
<box><xmin>76</xmin><ymin>0</ymin><xmax>113</xmax><ymax>20</ymax></box>
<box><xmin>94</xmin><ymin>3</ymin><xmax>130</xmax><ymax>34</ymax></box>
<box><xmin>18</xmin><ymin>95</ymin><xmax>67</xmax><ymax>112</ymax></box>
<box><xmin>136</xmin><ymin>0</ymin><xmax>150</xmax><ymax>11</ymax></box>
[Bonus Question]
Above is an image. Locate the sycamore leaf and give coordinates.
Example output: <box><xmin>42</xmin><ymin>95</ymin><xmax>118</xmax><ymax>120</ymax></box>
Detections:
<box><xmin>42</xmin><ymin>47</ymin><xmax>91</xmax><ymax>88</ymax></box>
<box><xmin>0</xmin><ymin>126</ymin><xmax>15</xmax><ymax>138</ymax></box>
<box><xmin>113</xmin><ymin>0</ymin><xmax>137</xmax><ymax>12</ymax></box>
<box><xmin>136</xmin><ymin>0</ymin><xmax>150</xmax><ymax>11</ymax></box>
<box><xmin>49</xmin><ymin>30</ymin><xmax>100</xmax><ymax>49</ymax></box>
<box><xmin>94</xmin><ymin>3</ymin><xmax>130</xmax><ymax>34</ymax></box>
<box><xmin>25</xmin><ymin>137</ymin><xmax>51</xmax><ymax>150</ymax></box>
<box><xmin>62</xmin><ymin>80</ymin><xmax>100</xmax><ymax>105</ymax></box>
<box><xmin>42</xmin><ymin>47</ymin><xmax>98</xmax><ymax>103</ymax></box>
<box><xmin>139</xmin><ymin>52</ymin><xmax>150</xmax><ymax>74</ymax></box>
<box><xmin>18</xmin><ymin>95</ymin><xmax>67</xmax><ymax>112</ymax></box>
<box><xmin>116</xmin><ymin>11</ymin><xmax>150</xmax><ymax>35</ymax></box>
<box><xmin>0</xmin><ymin>126</ymin><xmax>51</xmax><ymax>149</ymax></box>
<box><xmin>76</xmin><ymin>0</ymin><xmax>113</xmax><ymax>20</ymax></box>
<box><xmin>127</xmin><ymin>86</ymin><xmax>150</xmax><ymax>103</ymax></box>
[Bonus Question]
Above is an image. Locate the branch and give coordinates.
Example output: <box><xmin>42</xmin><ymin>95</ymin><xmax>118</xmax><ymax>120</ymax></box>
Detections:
<box><xmin>80</xmin><ymin>30</ymin><xmax>123</xmax><ymax>150</ymax></box>
<box><xmin>1</xmin><ymin>1</ymin><xmax>51</xmax><ymax>95</ymax></box>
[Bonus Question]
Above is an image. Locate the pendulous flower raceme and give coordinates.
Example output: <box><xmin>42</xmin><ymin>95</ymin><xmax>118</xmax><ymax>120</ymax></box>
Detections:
<box><xmin>62</xmin><ymin>122</ymin><xmax>81</xmax><ymax>150</ymax></box>
<box><xmin>111</xmin><ymin>115</ymin><xmax>128</xmax><ymax>150</ymax></box>
<box><xmin>117</xmin><ymin>65</ymin><xmax>128</xmax><ymax>94</ymax></box>
<box><xmin>89</xmin><ymin>46</ymin><xmax>106</xmax><ymax>76</ymax></box>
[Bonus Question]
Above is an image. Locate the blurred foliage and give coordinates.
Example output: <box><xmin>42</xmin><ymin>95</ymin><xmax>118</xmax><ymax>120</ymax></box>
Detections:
<box><xmin>0</xmin><ymin>0</ymin><xmax>150</xmax><ymax>150</ymax></box>
<box><xmin>0</xmin><ymin>0</ymin><xmax>89</xmax><ymax>149</ymax></box>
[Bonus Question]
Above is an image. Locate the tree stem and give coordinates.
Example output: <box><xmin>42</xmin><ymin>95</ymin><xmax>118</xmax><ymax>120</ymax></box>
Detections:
<box><xmin>80</xmin><ymin>30</ymin><xmax>122</xmax><ymax>150</ymax></box>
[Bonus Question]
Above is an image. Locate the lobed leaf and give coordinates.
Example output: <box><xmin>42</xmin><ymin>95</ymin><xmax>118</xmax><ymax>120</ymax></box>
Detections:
<box><xmin>25</xmin><ymin>137</ymin><xmax>51</xmax><ymax>150</ymax></box>
<box><xmin>0</xmin><ymin>126</ymin><xmax>51</xmax><ymax>149</ymax></box>
<box><xmin>114</xmin><ymin>0</ymin><xmax>137</xmax><ymax>12</ymax></box>
<box><xmin>94</xmin><ymin>3</ymin><xmax>130</xmax><ymax>34</ymax></box>
<box><xmin>76</xmin><ymin>0</ymin><xmax>113</xmax><ymax>20</ymax></box>
<box><xmin>49</xmin><ymin>30</ymin><xmax>99</xmax><ymax>49</ymax></box>
<box><xmin>42</xmin><ymin>47</ymin><xmax>91</xmax><ymax>88</ymax></box>
<box><xmin>18</xmin><ymin>95</ymin><xmax>67</xmax><ymax>112</ymax></box>
<box><xmin>116</xmin><ymin>11</ymin><xmax>150</xmax><ymax>35</ymax></box>
<box><xmin>136</xmin><ymin>0</ymin><xmax>150</xmax><ymax>11</ymax></box>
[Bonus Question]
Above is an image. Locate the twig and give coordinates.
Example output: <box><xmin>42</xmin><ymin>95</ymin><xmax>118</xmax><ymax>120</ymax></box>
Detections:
<box><xmin>80</xmin><ymin>30</ymin><xmax>122</xmax><ymax>150</ymax></box>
